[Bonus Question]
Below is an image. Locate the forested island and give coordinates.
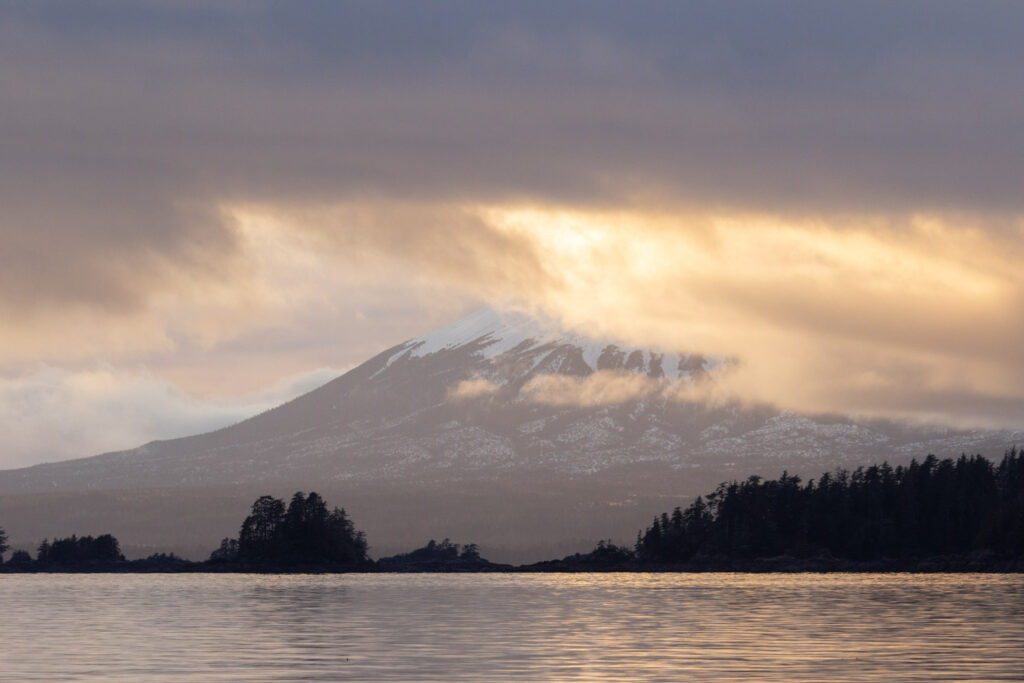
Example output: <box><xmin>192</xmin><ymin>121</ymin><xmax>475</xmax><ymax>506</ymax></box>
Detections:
<box><xmin>2</xmin><ymin>450</ymin><xmax>1022</xmax><ymax>573</ymax></box>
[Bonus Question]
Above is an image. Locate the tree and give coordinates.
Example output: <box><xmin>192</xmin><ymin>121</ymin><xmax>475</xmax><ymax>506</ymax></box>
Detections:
<box><xmin>0</xmin><ymin>525</ymin><xmax>8</xmax><ymax>561</ymax></box>
<box><xmin>324</xmin><ymin>506</ymin><xmax>367</xmax><ymax>564</ymax></box>
<box><xmin>209</xmin><ymin>537</ymin><xmax>239</xmax><ymax>563</ymax></box>
<box><xmin>93</xmin><ymin>534</ymin><xmax>124</xmax><ymax>562</ymax></box>
<box><xmin>238</xmin><ymin>495</ymin><xmax>286</xmax><ymax>560</ymax></box>
<box><xmin>589</xmin><ymin>539</ymin><xmax>634</xmax><ymax>564</ymax></box>
<box><xmin>7</xmin><ymin>549</ymin><xmax>32</xmax><ymax>565</ymax></box>
<box><xmin>283</xmin><ymin>492</ymin><xmax>331</xmax><ymax>560</ymax></box>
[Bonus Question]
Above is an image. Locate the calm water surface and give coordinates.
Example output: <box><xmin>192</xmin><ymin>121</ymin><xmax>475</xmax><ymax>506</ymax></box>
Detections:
<box><xmin>1</xmin><ymin>573</ymin><xmax>1022</xmax><ymax>682</ymax></box>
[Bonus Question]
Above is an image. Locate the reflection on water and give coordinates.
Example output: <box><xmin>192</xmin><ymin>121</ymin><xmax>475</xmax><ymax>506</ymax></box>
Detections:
<box><xmin>1</xmin><ymin>573</ymin><xmax>1022</xmax><ymax>681</ymax></box>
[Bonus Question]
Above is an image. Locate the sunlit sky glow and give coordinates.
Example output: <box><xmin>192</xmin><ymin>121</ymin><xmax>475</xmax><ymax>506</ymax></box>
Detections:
<box><xmin>2</xmin><ymin>1</ymin><xmax>1024</xmax><ymax>467</ymax></box>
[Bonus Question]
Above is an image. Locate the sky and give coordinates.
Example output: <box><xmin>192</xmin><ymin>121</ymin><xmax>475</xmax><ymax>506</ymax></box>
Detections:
<box><xmin>2</xmin><ymin>1</ymin><xmax>1024</xmax><ymax>468</ymax></box>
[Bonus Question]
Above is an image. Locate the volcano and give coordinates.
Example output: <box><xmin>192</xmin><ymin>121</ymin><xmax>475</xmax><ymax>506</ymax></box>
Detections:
<box><xmin>1</xmin><ymin>307</ymin><xmax>1020</xmax><ymax>562</ymax></box>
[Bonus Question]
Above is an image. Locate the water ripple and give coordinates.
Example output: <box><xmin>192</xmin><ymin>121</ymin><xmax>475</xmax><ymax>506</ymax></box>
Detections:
<box><xmin>1</xmin><ymin>573</ymin><xmax>1022</xmax><ymax>681</ymax></box>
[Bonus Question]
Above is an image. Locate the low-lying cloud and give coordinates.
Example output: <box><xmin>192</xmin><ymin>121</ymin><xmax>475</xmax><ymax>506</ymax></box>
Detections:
<box><xmin>0</xmin><ymin>365</ymin><xmax>339</xmax><ymax>469</ymax></box>
<box><xmin>448</xmin><ymin>377</ymin><xmax>502</xmax><ymax>400</ymax></box>
<box><xmin>481</xmin><ymin>367</ymin><xmax>735</xmax><ymax>410</ymax></box>
<box><xmin>407</xmin><ymin>205</ymin><xmax>1024</xmax><ymax>429</ymax></box>
<box><xmin>521</xmin><ymin>371</ymin><xmax>664</xmax><ymax>407</ymax></box>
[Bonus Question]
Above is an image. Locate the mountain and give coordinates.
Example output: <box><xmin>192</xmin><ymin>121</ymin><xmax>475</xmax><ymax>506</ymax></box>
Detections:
<box><xmin>1</xmin><ymin>307</ymin><xmax>1021</xmax><ymax>562</ymax></box>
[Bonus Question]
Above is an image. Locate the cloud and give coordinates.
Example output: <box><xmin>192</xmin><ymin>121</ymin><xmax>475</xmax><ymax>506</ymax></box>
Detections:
<box><xmin>518</xmin><ymin>367</ymin><xmax>739</xmax><ymax>409</ymax></box>
<box><xmin>500</xmin><ymin>208</ymin><xmax>1024</xmax><ymax>428</ymax></box>
<box><xmin>521</xmin><ymin>371</ymin><xmax>664</xmax><ymax>407</ymax></box>
<box><xmin>3</xmin><ymin>1</ymin><xmax>1024</xmax><ymax>296</ymax></box>
<box><xmin>0</xmin><ymin>204</ymin><xmax>475</xmax><ymax>375</ymax></box>
<box><xmin>0</xmin><ymin>365</ymin><xmax>340</xmax><ymax>469</ymax></box>
<box><xmin>2</xmin><ymin>1</ymin><xmax>1024</xmax><ymax>464</ymax></box>
<box><xmin>5</xmin><ymin>2</ymin><xmax>1024</xmax><ymax>324</ymax></box>
<box><xmin>448</xmin><ymin>378</ymin><xmax>502</xmax><ymax>400</ymax></box>
<box><xmin>375</xmin><ymin>204</ymin><xmax>1024</xmax><ymax>428</ymax></box>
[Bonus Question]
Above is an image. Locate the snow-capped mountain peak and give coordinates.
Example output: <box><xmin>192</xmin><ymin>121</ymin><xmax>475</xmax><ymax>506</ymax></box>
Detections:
<box><xmin>406</xmin><ymin>306</ymin><xmax>561</xmax><ymax>360</ymax></box>
<box><xmin>381</xmin><ymin>306</ymin><xmax>716</xmax><ymax>380</ymax></box>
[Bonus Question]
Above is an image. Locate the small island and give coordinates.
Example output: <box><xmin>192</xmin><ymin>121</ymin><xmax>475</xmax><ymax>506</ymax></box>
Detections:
<box><xmin>2</xmin><ymin>449</ymin><xmax>1022</xmax><ymax>573</ymax></box>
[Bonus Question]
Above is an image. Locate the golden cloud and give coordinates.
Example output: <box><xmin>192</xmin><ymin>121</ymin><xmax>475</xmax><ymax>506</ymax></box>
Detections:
<box><xmin>245</xmin><ymin>200</ymin><xmax>1024</xmax><ymax>428</ymax></box>
<box><xmin>448</xmin><ymin>377</ymin><xmax>502</xmax><ymax>400</ymax></box>
<box><xmin>6</xmin><ymin>197</ymin><xmax>1024</xmax><ymax>430</ymax></box>
<box><xmin>521</xmin><ymin>370</ymin><xmax>663</xmax><ymax>407</ymax></box>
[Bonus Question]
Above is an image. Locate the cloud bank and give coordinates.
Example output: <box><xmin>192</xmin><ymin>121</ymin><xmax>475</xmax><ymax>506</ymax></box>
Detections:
<box><xmin>3</xmin><ymin>1</ymin><xmax>1024</xmax><ymax>463</ymax></box>
<box><xmin>0</xmin><ymin>365</ymin><xmax>339</xmax><ymax>469</ymax></box>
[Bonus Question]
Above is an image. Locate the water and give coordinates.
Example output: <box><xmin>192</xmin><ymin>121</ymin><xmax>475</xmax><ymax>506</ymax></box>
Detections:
<box><xmin>1</xmin><ymin>573</ymin><xmax>1022</xmax><ymax>682</ymax></box>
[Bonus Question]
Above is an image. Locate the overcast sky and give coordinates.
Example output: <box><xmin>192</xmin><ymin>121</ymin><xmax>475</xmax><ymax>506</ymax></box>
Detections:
<box><xmin>3</xmin><ymin>1</ymin><xmax>1024</xmax><ymax>467</ymax></box>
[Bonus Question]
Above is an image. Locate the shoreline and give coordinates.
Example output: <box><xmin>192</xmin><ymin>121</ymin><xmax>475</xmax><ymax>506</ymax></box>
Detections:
<box><xmin>3</xmin><ymin>555</ymin><xmax>1022</xmax><ymax>575</ymax></box>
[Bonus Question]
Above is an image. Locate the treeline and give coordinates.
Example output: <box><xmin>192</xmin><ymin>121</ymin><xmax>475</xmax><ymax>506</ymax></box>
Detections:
<box><xmin>376</xmin><ymin>538</ymin><xmax>508</xmax><ymax>571</ymax></box>
<box><xmin>0</xmin><ymin>490</ymin><xmax>498</xmax><ymax>572</ymax></box>
<box><xmin>2</xmin><ymin>451</ymin><xmax>1022</xmax><ymax>572</ymax></box>
<box><xmin>2</xmin><ymin>534</ymin><xmax>183</xmax><ymax>570</ymax></box>
<box><xmin>636</xmin><ymin>451</ymin><xmax>1024</xmax><ymax>564</ymax></box>
<box><xmin>0</xmin><ymin>533</ymin><xmax>126</xmax><ymax>568</ymax></box>
<box><xmin>0</xmin><ymin>491</ymin><xmax>373</xmax><ymax>572</ymax></box>
<box><xmin>36</xmin><ymin>534</ymin><xmax>125</xmax><ymax>565</ymax></box>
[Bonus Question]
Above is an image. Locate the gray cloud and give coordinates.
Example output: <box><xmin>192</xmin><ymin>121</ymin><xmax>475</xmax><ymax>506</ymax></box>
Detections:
<box><xmin>4</xmin><ymin>1</ymin><xmax>1024</xmax><ymax>212</ymax></box>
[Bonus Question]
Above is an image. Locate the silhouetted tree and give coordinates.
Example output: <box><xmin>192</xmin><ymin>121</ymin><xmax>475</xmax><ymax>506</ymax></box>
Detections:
<box><xmin>589</xmin><ymin>539</ymin><xmax>634</xmax><ymax>563</ymax></box>
<box><xmin>0</xmin><ymin>525</ymin><xmax>8</xmax><ymax>560</ymax></box>
<box><xmin>93</xmin><ymin>534</ymin><xmax>123</xmax><ymax>561</ymax></box>
<box><xmin>238</xmin><ymin>495</ymin><xmax>286</xmax><ymax>561</ymax></box>
<box><xmin>209</xmin><ymin>537</ymin><xmax>240</xmax><ymax>563</ymax></box>
<box><xmin>982</xmin><ymin>447</ymin><xmax>1024</xmax><ymax>556</ymax></box>
<box><xmin>323</xmin><ymin>506</ymin><xmax>367</xmax><ymax>564</ymax></box>
<box><xmin>282</xmin><ymin>491</ymin><xmax>329</xmax><ymax>559</ymax></box>
<box><xmin>377</xmin><ymin>538</ymin><xmax>495</xmax><ymax>570</ymax></box>
<box><xmin>7</xmin><ymin>549</ymin><xmax>32</xmax><ymax>565</ymax></box>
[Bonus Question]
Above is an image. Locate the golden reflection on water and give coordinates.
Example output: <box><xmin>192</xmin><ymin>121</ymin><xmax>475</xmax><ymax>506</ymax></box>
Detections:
<box><xmin>1</xmin><ymin>573</ymin><xmax>1022</xmax><ymax>682</ymax></box>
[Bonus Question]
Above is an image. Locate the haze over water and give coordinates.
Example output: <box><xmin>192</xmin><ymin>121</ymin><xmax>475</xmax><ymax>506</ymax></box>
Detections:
<box><xmin>2</xmin><ymin>573</ymin><xmax>1022</xmax><ymax>682</ymax></box>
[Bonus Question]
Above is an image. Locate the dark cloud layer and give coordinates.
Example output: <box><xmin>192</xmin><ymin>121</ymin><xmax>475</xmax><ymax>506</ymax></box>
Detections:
<box><xmin>4</xmin><ymin>1</ymin><xmax>1024</xmax><ymax>215</ymax></box>
<box><xmin>3</xmin><ymin>0</ymin><xmax>1023</xmax><ymax>315</ymax></box>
